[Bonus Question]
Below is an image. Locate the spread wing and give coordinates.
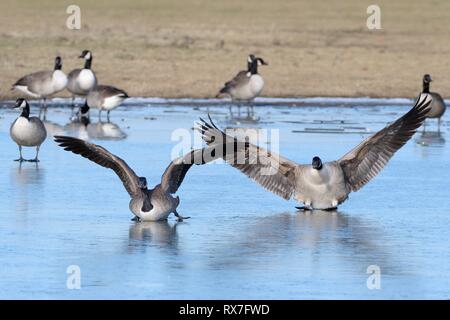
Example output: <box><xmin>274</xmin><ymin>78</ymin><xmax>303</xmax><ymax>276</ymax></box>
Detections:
<box><xmin>196</xmin><ymin>116</ymin><xmax>298</xmax><ymax>200</ymax></box>
<box><xmin>160</xmin><ymin>148</ymin><xmax>208</xmax><ymax>194</ymax></box>
<box><xmin>54</xmin><ymin>136</ymin><xmax>141</xmax><ymax>197</ymax></box>
<box><xmin>338</xmin><ymin>93</ymin><xmax>432</xmax><ymax>192</ymax></box>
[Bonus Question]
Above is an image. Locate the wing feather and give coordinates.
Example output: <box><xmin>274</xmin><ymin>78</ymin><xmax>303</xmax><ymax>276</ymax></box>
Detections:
<box><xmin>54</xmin><ymin>136</ymin><xmax>141</xmax><ymax>197</ymax></box>
<box><xmin>338</xmin><ymin>93</ymin><xmax>432</xmax><ymax>191</ymax></box>
<box><xmin>196</xmin><ymin>116</ymin><xmax>297</xmax><ymax>200</ymax></box>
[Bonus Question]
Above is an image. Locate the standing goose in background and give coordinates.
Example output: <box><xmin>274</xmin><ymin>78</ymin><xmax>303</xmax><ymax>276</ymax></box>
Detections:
<box><xmin>10</xmin><ymin>98</ymin><xmax>47</xmax><ymax>162</ymax></box>
<box><xmin>422</xmin><ymin>74</ymin><xmax>446</xmax><ymax>132</ymax></box>
<box><xmin>87</xmin><ymin>85</ymin><xmax>129</xmax><ymax>121</ymax></box>
<box><xmin>12</xmin><ymin>56</ymin><xmax>68</xmax><ymax>118</ymax></box>
<box><xmin>54</xmin><ymin>136</ymin><xmax>209</xmax><ymax>221</ymax></box>
<box><xmin>216</xmin><ymin>54</ymin><xmax>268</xmax><ymax>111</ymax></box>
<box><xmin>197</xmin><ymin>94</ymin><xmax>432</xmax><ymax>210</ymax></box>
<box><xmin>67</xmin><ymin>50</ymin><xmax>97</xmax><ymax>112</ymax></box>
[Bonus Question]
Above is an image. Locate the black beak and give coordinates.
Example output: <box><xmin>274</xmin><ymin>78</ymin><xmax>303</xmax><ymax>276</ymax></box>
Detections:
<box><xmin>262</xmin><ymin>61</ymin><xmax>268</xmax><ymax>66</ymax></box>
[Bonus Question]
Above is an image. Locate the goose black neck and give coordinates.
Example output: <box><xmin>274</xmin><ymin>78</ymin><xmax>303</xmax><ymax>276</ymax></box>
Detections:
<box><xmin>84</xmin><ymin>57</ymin><xmax>92</xmax><ymax>69</ymax></box>
<box><xmin>249</xmin><ymin>61</ymin><xmax>258</xmax><ymax>75</ymax></box>
<box><xmin>20</xmin><ymin>104</ymin><xmax>30</xmax><ymax>119</ymax></box>
<box><xmin>422</xmin><ymin>81</ymin><xmax>430</xmax><ymax>93</ymax></box>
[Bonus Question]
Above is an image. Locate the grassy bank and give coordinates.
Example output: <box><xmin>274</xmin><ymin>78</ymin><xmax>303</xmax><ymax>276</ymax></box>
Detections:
<box><xmin>1</xmin><ymin>0</ymin><xmax>450</xmax><ymax>100</ymax></box>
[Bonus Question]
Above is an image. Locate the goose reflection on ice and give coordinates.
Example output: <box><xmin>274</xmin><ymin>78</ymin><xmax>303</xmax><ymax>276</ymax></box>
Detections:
<box><xmin>10</xmin><ymin>162</ymin><xmax>45</xmax><ymax>215</ymax></box>
<box><xmin>415</xmin><ymin>130</ymin><xmax>445</xmax><ymax>147</ymax></box>
<box><xmin>209</xmin><ymin>210</ymin><xmax>396</xmax><ymax>273</ymax></box>
<box><xmin>43</xmin><ymin>120</ymin><xmax>65</xmax><ymax>137</ymax></box>
<box><xmin>63</xmin><ymin>115</ymin><xmax>91</xmax><ymax>140</ymax></box>
<box><xmin>62</xmin><ymin>118</ymin><xmax>127</xmax><ymax>141</ymax></box>
<box><xmin>226</xmin><ymin>105</ymin><xmax>260</xmax><ymax>125</ymax></box>
<box><xmin>127</xmin><ymin>221</ymin><xmax>179</xmax><ymax>252</ymax></box>
<box><xmin>86</xmin><ymin>121</ymin><xmax>127</xmax><ymax>141</ymax></box>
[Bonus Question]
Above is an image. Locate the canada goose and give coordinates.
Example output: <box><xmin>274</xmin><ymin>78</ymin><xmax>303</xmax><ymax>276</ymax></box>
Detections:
<box><xmin>86</xmin><ymin>85</ymin><xmax>129</xmax><ymax>120</ymax></box>
<box><xmin>197</xmin><ymin>94</ymin><xmax>432</xmax><ymax>210</ymax></box>
<box><xmin>217</xmin><ymin>54</ymin><xmax>268</xmax><ymax>103</ymax></box>
<box><xmin>10</xmin><ymin>98</ymin><xmax>47</xmax><ymax>162</ymax></box>
<box><xmin>422</xmin><ymin>74</ymin><xmax>446</xmax><ymax>131</ymax></box>
<box><xmin>67</xmin><ymin>50</ymin><xmax>97</xmax><ymax>110</ymax></box>
<box><xmin>12</xmin><ymin>56</ymin><xmax>68</xmax><ymax>117</ymax></box>
<box><xmin>54</xmin><ymin>136</ymin><xmax>209</xmax><ymax>221</ymax></box>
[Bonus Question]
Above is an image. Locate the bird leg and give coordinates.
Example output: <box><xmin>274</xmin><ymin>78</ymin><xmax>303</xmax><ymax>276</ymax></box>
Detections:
<box><xmin>99</xmin><ymin>109</ymin><xmax>102</xmax><ymax>121</ymax></box>
<box><xmin>39</xmin><ymin>98</ymin><xmax>48</xmax><ymax>121</ymax></box>
<box><xmin>28</xmin><ymin>146</ymin><xmax>41</xmax><ymax>162</ymax></box>
<box><xmin>107</xmin><ymin>110</ymin><xmax>111</xmax><ymax>122</ymax></box>
<box><xmin>14</xmin><ymin>145</ymin><xmax>25</xmax><ymax>162</ymax></box>
<box><xmin>295</xmin><ymin>205</ymin><xmax>313</xmax><ymax>211</ymax></box>
<box><xmin>70</xmin><ymin>96</ymin><xmax>76</xmax><ymax>116</ymax></box>
<box><xmin>174</xmin><ymin>210</ymin><xmax>190</xmax><ymax>221</ymax></box>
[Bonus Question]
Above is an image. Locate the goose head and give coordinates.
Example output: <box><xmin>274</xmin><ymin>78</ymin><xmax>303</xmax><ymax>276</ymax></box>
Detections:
<box><xmin>54</xmin><ymin>56</ymin><xmax>63</xmax><ymax>70</ymax></box>
<box><xmin>79</xmin><ymin>50</ymin><xmax>93</xmax><ymax>69</ymax></box>
<box><xmin>14</xmin><ymin>98</ymin><xmax>28</xmax><ymax>110</ymax></box>
<box><xmin>138</xmin><ymin>177</ymin><xmax>148</xmax><ymax>190</ymax></box>
<box><xmin>79</xmin><ymin>50</ymin><xmax>92</xmax><ymax>60</ymax></box>
<box><xmin>256</xmin><ymin>57</ymin><xmax>268</xmax><ymax>66</ymax></box>
<box><xmin>422</xmin><ymin>74</ymin><xmax>432</xmax><ymax>93</ymax></box>
<box><xmin>248</xmin><ymin>55</ymin><xmax>268</xmax><ymax>74</ymax></box>
<box><xmin>312</xmin><ymin>156</ymin><xmax>323</xmax><ymax>170</ymax></box>
<box><xmin>14</xmin><ymin>98</ymin><xmax>30</xmax><ymax>118</ymax></box>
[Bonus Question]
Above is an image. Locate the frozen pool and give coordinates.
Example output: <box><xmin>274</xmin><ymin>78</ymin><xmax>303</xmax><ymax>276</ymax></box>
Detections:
<box><xmin>0</xmin><ymin>98</ymin><xmax>449</xmax><ymax>299</ymax></box>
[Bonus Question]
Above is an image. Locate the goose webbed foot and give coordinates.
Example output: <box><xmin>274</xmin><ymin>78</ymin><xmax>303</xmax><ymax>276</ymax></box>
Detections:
<box><xmin>14</xmin><ymin>158</ymin><xmax>25</xmax><ymax>162</ymax></box>
<box><xmin>131</xmin><ymin>216</ymin><xmax>141</xmax><ymax>222</ymax></box>
<box><xmin>295</xmin><ymin>206</ymin><xmax>313</xmax><ymax>211</ymax></box>
<box><xmin>174</xmin><ymin>211</ymin><xmax>190</xmax><ymax>222</ymax></box>
<box><xmin>27</xmin><ymin>158</ymin><xmax>40</xmax><ymax>163</ymax></box>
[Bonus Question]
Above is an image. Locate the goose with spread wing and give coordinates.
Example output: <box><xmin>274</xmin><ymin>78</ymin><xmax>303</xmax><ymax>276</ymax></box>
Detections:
<box><xmin>54</xmin><ymin>136</ymin><xmax>208</xmax><ymax>221</ymax></box>
<box><xmin>197</xmin><ymin>94</ymin><xmax>432</xmax><ymax>210</ymax></box>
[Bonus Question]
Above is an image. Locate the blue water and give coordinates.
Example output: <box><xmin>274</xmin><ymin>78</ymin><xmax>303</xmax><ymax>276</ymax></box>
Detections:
<box><xmin>0</xmin><ymin>99</ymin><xmax>449</xmax><ymax>299</ymax></box>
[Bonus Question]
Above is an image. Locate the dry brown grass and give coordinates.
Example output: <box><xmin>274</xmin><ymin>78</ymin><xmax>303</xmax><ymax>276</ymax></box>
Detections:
<box><xmin>1</xmin><ymin>0</ymin><xmax>450</xmax><ymax>99</ymax></box>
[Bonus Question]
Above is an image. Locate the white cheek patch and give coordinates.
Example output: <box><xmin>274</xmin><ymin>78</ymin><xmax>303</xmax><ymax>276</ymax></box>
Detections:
<box><xmin>257</xmin><ymin>60</ymin><xmax>262</xmax><ymax>66</ymax></box>
<box><xmin>20</xmin><ymin>100</ymin><xmax>27</xmax><ymax>108</ymax></box>
<box><xmin>247</xmin><ymin>56</ymin><xmax>253</xmax><ymax>63</ymax></box>
<box><xmin>85</xmin><ymin>52</ymin><xmax>91</xmax><ymax>60</ymax></box>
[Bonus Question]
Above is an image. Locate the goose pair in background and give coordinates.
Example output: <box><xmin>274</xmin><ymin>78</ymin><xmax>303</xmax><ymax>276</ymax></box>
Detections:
<box><xmin>421</xmin><ymin>74</ymin><xmax>446</xmax><ymax>131</ymax></box>
<box><xmin>54</xmin><ymin>136</ymin><xmax>210</xmax><ymax>221</ymax></box>
<box><xmin>197</xmin><ymin>94</ymin><xmax>432</xmax><ymax>211</ymax></box>
<box><xmin>67</xmin><ymin>50</ymin><xmax>128</xmax><ymax>120</ymax></box>
<box><xmin>217</xmin><ymin>54</ymin><xmax>268</xmax><ymax>109</ymax></box>
<box><xmin>12</xmin><ymin>56</ymin><xmax>68</xmax><ymax>118</ymax></box>
<box><xmin>10</xmin><ymin>98</ymin><xmax>47</xmax><ymax>162</ymax></box>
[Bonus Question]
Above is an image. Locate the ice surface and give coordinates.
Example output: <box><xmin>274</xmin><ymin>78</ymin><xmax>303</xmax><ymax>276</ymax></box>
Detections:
<box><xmin>0</xmin><ymin>99</ymin><xmax>449</xmax><ymax>299</ymax></box>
